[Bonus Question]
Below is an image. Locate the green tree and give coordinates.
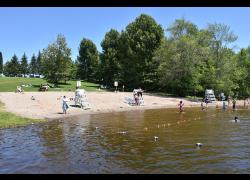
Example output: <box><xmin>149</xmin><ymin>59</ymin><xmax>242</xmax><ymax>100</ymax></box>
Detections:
<box><xmin>207</xmin><ymin>23</ymin><xmax>237</xmax><ymax>77</ymax></box>
<box><xmin>36</xmin><ymin>51</ymin><xmax>42</xmax><ymax>75</ymax></box>
<box><xmin>167</xmin><ymin>18</ymin><xmax>198</xmax><ymax>40</ymax></box>
<box><xmin>0</xmin><ymin>52</ymin><xmax>3</xmax><ymax>74</ymax></box>
<box><xmin>69</xmin><ymin>60</ymin><xmax>78</xmax><ymax>80</ymax></box>
<box><xmin>41</xmin><ymin>34</ymin><xmax>72</xmax><ymax>85</ymax></box>
<box><xmin>77</xmin><ymin>38</ymin><xmax>99</xmax><ymax>81</ymax></box>
<box><xmin>100</xmin><ymin>29</ymin><xmax>121</xmax><ymax>86</ymax></box>
<box><xmin>29</xmin><ymin>54</ymin><xmax>37</xmax><ymax>75</ymax></box>
<box><xmin>234</xmin><ymin>48</ymin><xmax>250</xmax><ymax>98</ymax></box>
<box><xmin>4</xmin><ymin>54</ymin><xmax>20</xmax><ymax>76</ymax></box>
<box><xmin>119</xmin><ymin>14</ymin><xmax>164</xmax><ymax>89</ymax></box>
<box><xmin>205</xmin><ymin>23</ymin><xmax>238</xmax><ymax>95</ymax></box>
<box><xmin>154</xmin><ymin>36</ymin><xmax>209</xmax><ymax>97</ymax></box>
<box><xmin>20</xmin><ymin>53</ymin><xmax>28</xmax><ymax>76</ymax></box>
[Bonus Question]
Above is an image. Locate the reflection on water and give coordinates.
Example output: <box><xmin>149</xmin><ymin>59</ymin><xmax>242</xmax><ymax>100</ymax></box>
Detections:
<box><xmin>0</xmin><ymin>107</ymin><xmax>250</xmax><ymax>173</ymax></box>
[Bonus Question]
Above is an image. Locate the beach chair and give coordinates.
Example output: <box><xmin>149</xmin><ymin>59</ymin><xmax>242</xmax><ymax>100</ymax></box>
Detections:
<box><xmin>124</xmin><ymin>96</ymin><xmax>136</xmax><ymax>105</ymax></box>
<box><xmin>124</xmin><ymin>96</ymin><xmax>144</xmax><ymax>106</ymax></box>
<box><xmin>75</xmin><ymin>89</ymin><xmax>90</xmax><ymax>109</ymax></box>
<box><xmin>39</xmin><ymin>84</ymin><xmax>49</xmax><ymax>92</ymax></box>
<box><xmin>15</xmin><ymin>86</ymin><xmax>24</xmax><ymax>93</ymax></box>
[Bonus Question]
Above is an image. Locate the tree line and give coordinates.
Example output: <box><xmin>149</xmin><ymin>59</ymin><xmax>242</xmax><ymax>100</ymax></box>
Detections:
<box><xmin>0</xmin><ymin>14</ymin><xmax>250</xmax><ymax>98</ymax></box>
<box><xmin>1</xmin><ymin>52</ymin><xmax>42</xmax><ymax>77</ymax></box>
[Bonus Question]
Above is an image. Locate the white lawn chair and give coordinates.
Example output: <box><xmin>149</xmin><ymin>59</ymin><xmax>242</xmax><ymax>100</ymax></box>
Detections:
<box><xmin>75</xmin><ymin>89</ymin><xmax>90</xmax><ymax>109</ymax></box>
<box><xmin>16</xmin><ymin>86</ymin><xmax>24</xmax><ymax>93</ymax></box>
<box><xmin>124</xmin><ymin>96</ymin><xmax>144</xmax><ymax>106</ymax></box>
<box><xmin>124</xmin><ymin>96</ymin><xmax>136</xmax><ymax>105</ymax></box>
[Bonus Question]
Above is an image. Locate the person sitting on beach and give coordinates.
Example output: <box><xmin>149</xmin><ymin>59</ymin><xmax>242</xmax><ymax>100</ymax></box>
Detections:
<box><xmin>137</xmin><ymin>87</ymin><xmax>143</xmax><ymax>99</ymax></box>
<box><xmin>134</xmin><ymin>93</ymin><xmax>139</xmax><ymax>106</ymax></box>
<box><xmin>31</xmin><ymin>96</ymin><xmax>35</xmax><ymax>100</ymax></box>
<box><xmin>62</xmin><ymin>96</ymin><xmax>70</xmax><ymax>114</ymax></box>
<box><xmin>178</xmin><ymin>101</ymin><xmax>184</xmax><ymax>113</ymax></box>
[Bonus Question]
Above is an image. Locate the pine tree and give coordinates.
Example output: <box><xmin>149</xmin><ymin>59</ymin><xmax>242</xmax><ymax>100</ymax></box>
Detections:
<box><xmin>29</xmin><ymin>54</ymin><xmax>37</xmax><ymax>75</ymax></box>
<box><xmin>0</xmin><ymin>52</ymin><xmax>3</xmax><ymax>74</ymax></box>
<box><xmin>36</xmin><ymin>51</ymin><xmax>42</xmax><ymax>75</ymax></box>
<box><xmin>20</xmin><ymin>53</ymin><xmax>28</xmax><ymax>76</ymax></box>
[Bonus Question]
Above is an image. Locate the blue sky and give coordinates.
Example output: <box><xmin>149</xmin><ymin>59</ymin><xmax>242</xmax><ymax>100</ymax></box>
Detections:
<box><xmin>1</xmin><ymin>7</ymin><xmax>250</xmax><ymax>63</ymax></box>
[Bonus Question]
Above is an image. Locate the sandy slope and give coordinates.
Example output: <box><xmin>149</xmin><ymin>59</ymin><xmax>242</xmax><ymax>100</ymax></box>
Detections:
<box><xmin>0</xmin><ymin>91</ymin><xmax>246</xmax><ymax>120</ymax></box>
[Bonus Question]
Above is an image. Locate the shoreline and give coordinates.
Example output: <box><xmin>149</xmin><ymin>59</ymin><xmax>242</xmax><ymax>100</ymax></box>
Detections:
<box><xmin>0</xmin><ymin>92</ymin><xmax>247</xmax><ymax>121</ymax></box>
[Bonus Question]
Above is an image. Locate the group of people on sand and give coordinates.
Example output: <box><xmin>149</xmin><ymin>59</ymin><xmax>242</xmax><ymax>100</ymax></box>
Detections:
<box><xmin>133</xmin><ymin>87</ymin><xmax>143</xmax><ymax>106</ymax></box>
<box><xmin>61</xmin><ymin>87</ymin><xmax>145</xmax><ymax>114</ymax></box>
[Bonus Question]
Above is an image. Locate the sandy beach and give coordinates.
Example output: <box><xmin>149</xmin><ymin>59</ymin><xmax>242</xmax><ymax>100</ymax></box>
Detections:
<box><xmin>0</xmin><ymin>91</ymin><xmax>246</xmax><ymax>120</ymax></box>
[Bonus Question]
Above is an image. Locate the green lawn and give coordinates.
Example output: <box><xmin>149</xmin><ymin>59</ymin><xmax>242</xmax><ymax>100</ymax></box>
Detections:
<box><xmin>0</xmin><ymin>77</ymin><xmax>102</xmax><ymax>92</ymax></box>
<box><xmin>0</xmin><ymin>101</ymin><xmax>45</xmax><ymax>129</ymax></box>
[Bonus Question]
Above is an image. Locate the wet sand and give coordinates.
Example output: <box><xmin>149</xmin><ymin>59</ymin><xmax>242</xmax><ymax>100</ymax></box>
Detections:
<box><xmin>0</xmin><ymin>92</ymin><xmax>246</xmax><ymax>120</ymax></box>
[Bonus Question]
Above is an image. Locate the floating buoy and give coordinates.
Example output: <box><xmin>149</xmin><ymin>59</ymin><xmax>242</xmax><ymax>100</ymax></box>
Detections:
<box><xmin>154</xmin><ymin>136</ymin><xmax>159</xmax><ymax>141</ymax></box>
<box><xmin>196</xmin><ymin>143</ymin><xmax>203</xmax><ymax>147</ymax></box>
<box><xmin>118</xmin><ymin>131</ymin><xmax>127</xmax><ymax>134</ymax></box>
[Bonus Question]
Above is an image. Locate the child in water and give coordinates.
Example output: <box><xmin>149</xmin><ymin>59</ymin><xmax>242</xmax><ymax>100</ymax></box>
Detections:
<box><xmin>178</xmin><ymin>101</ymin><xmax>184</xmax><ymax>113</ymax></box>
<box><xmin>62</xmin><ymin>96</ymin><xmax>70</xmax><ymax>114</ymax></box>
<box><xmin>223</xmin><ymin>101</ymin><xmax>226</xmax><ymax>111</ymax></box>
<box><xmin>234</xmin><ymin>116</ymin><xmax>239</xmax><ymax>123</ymax></box>
<box><xmin>201</xmin><ymin>101</ymin><xmax>205</xmax><ymax>111</ymax></box>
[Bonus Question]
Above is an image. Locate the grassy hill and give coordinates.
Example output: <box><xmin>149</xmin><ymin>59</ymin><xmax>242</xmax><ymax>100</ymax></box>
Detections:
<box><xmin>0</xmin><ymin>77</ymin><xmax>101</xmax><ymax>92</ymax></box>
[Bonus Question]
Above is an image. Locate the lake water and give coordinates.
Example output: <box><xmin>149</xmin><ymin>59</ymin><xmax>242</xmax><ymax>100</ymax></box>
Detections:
<box><xmin>0</xmin><ymin>107</ymin><xmax>250</xmax><ymax>173</ymax></box>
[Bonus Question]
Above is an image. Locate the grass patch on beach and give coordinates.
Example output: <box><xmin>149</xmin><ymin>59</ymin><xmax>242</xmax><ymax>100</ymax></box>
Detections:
<box><xmin>0</xmin><ymin>77</ymin><xmax>102</xmax><ymax>92</ymax></box>
<box><xmin>0</xmin><ymin>101</ymin><xmax>45</xmax><ymax>129</ymax></box>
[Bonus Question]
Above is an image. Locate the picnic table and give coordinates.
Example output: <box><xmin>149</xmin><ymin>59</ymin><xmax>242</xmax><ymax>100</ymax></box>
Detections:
<box><xmin>39</xmin><ymin>84</ymin><xmax>49</xmax><ymax>92</ymax></box>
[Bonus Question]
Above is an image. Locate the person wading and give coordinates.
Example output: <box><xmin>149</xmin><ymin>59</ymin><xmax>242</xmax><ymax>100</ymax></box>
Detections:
<box><xmin>178</xmin><ymin>101</ymin><xmax>184</xmax><ymax>113</ymax></box>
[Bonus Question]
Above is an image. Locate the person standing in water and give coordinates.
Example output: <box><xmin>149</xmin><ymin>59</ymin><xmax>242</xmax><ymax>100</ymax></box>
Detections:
<box><xmin>62</xmin><ymin>96</ymin><xmax>70</xmax><ymax>114</ymax></box>
<box><xmin>178</xmin><ymin>101</ymin><xmax>184</xmax><ymax>113</ymax></box>
<box><xmin>228</xmin><ymin>95</ymin><xmax>231</xmax><ymax>107</ymax></box>
<box><xmin>201</xmin><ymin>101</ymin><xmax>205</xmax><ymax>111</ymax></box>
<box><xmin>232</xmin><ymin>98</ymin><xmax>236</xmax><ymax>111</ymax></box>
<box><xmin>205</xmin><ymin>97</ymin><xmax>208</xmax><ymax>107</ymax></box>
<box><xmin>222</xmin><ymin>101</ymin><xmax>226</xmax><ymax>111</ymax></box>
